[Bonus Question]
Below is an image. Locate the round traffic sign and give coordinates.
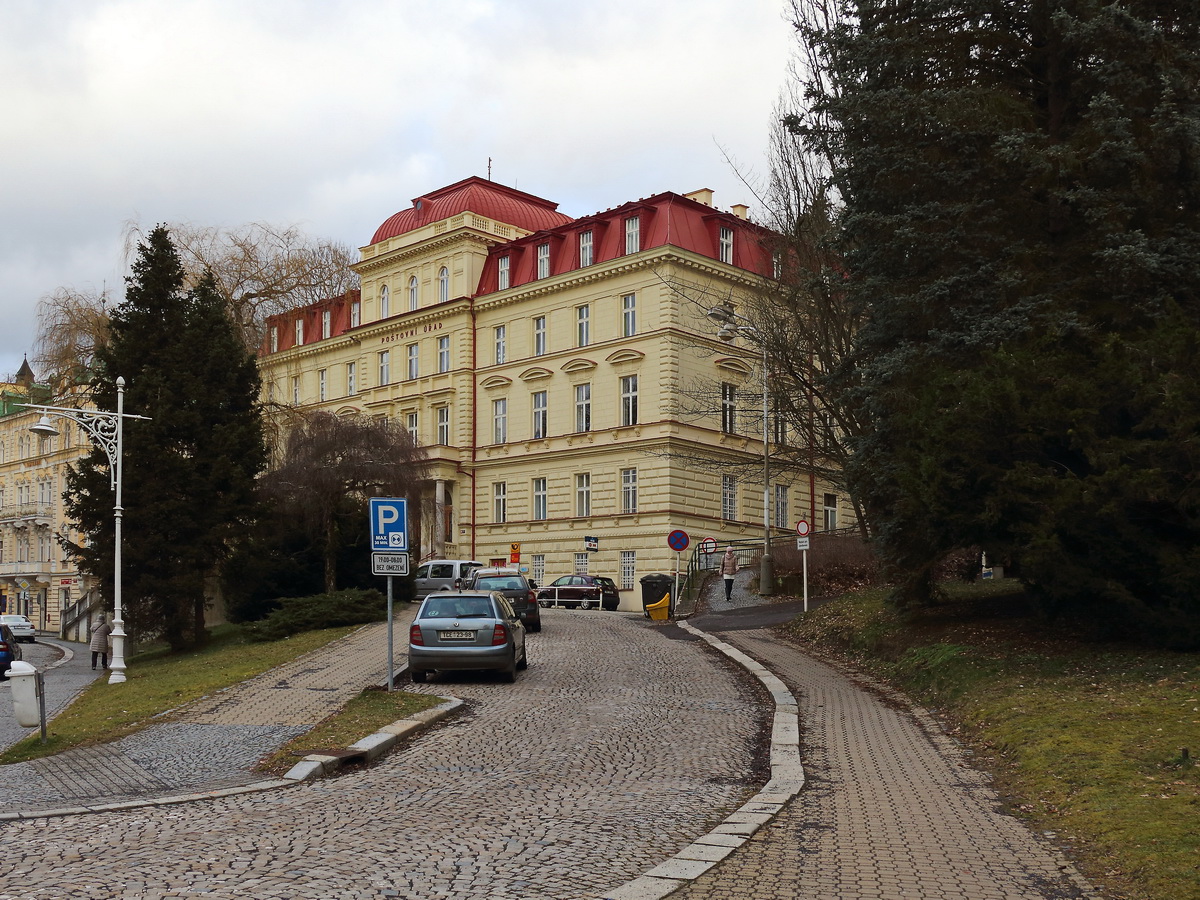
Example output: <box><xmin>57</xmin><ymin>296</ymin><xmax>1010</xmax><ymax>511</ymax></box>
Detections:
<box><xmin>796</xmin><ymin>519</ymin><xmax>811</xmax><ymax>537</ymax></box>
<box><xmin>667</xmin><ymin>529</ymin><xmax>690</xmax><ymax>551</ymax></box>
<box><xmin>699</xmin><ymin>537</ymin><xmax>717</xmax><ymax>555</ymax></box>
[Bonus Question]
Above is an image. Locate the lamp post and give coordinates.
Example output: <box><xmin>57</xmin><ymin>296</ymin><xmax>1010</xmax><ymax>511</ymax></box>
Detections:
<box><xmin>24</xmin><ymin>377</ymin><xmax>148</xmax><ymax>684</ymax></box>
<box><xmin>707</xmin><ymin>305</ymin><xmax>774</xmax><ymax>595</ymax></box>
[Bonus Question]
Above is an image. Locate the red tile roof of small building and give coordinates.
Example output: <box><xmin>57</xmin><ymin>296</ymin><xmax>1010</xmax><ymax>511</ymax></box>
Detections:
<box><xmin>369</xmin><ymin>176</ymin><xmax>573</xmax><ymax>245</ymax></box>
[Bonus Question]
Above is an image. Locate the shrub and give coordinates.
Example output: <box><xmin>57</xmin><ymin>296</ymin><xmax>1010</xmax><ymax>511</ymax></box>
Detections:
<box><xmin>773</xmin><ymin>533</ymin><xmax>882</xmax><ymax>596</ymax></box>
<box><xmin>244</xmin><ymin>589</ymin><xmax>388</xmax><ymax>642</ymax></box>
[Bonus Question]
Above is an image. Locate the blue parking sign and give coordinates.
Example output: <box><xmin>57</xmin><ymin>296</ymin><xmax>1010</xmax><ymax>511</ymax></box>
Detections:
<box><xmin>370</xmin><ymin>498</ymin><xmax>408</xmax><ymax>551</ymax></box>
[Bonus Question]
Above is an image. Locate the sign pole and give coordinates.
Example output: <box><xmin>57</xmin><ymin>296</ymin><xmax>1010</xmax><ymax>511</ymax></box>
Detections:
<box><xmin>673</xmin><ymin>551</ymin><xmax>680</xmax><ymax>617</ymax></box>
<box><xmin>386</xmin><ymin>576</ymin><xmax>394</xmax><ymax>692</ymax></box>
<box><xmin>803</xmin><ymin>549</ymin><xmax>809</xmax><ymax>613</ymax></box>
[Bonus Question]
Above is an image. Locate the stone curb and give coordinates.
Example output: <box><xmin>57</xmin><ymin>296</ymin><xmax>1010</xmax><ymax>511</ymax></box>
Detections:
<box><xmin>282</xmin><ymin>696</ymin><xmax>463</xmax><ymax>782</ymax></box>
<box><xmin>598</xmin><ymin>620</ymin><xmax>806</xmax><ymax>900</ymax></box>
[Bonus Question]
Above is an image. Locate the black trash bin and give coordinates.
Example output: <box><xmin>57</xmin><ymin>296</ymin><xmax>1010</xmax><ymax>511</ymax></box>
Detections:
<box><xmin>640</xmin><ymin>574</ymin><xmax>674</xmax><ymax>618</ymax></box>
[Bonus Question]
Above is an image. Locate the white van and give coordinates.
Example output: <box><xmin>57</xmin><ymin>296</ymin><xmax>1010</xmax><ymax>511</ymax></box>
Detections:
<box><xmin>413</xmin><ymin>560</ymin><xmax>483</xmax><ymax>599</ymax></box>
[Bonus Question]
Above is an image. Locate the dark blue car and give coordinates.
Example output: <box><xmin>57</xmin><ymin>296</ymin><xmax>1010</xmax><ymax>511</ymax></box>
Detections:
<box><xmin>0</xmin><ymin>624</ymin><xmax>22</xmax><ymax>677</ymax></box>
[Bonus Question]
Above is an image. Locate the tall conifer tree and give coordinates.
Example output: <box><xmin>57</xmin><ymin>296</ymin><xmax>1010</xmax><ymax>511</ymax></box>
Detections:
<box><xmin>65</xmin><ymin>226</ymin><xmax>266</xmax><ymax>650</ymax></box>
<box><xmin>796</xmin><ymin>1</ymin><xmax>1200</xmax><ymax>643</ymax></box>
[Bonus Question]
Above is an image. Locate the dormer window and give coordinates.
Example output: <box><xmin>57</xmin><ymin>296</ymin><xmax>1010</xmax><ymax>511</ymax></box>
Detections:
<box><xmin>321</xmin><ymin>309</ymin><xmax>331</xmax><ymax>339</ymax></box>
<box><xmin>294</xmin><ymin>319</ymin><xmax>304</xmax><ymax>345</ymax></box>
<box><xmin>498</xmin><ymin>256</ymin><xmax>510</xmax><ymax>290</ymax></box>
<box><xmin>537</xmin><ymin>243</ymin><xmax>551</xmax><ymax>279</ymax></box>
<box><xmin>269</xmin><ymin>326</ymin><xmax>278</xmax><ymax>353</ymax></box>
<box><xmin>579</xmin><ymin>231</ymin><xmax>593</xmax><ymax>267</ymax></box>
<box><xmin>624</xmin><ymin>216</ymin><xmax>640</xmax><ymax>254</ymax></box>
<box><xmin>719</xmin><ymin>226</ymin><xmax>734</xmax><ymax>264</ymax></box>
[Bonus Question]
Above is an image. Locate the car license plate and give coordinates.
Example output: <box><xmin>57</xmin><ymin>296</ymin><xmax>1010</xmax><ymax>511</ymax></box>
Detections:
<box><xmin>439</xmin><ymin>630</ymin><xmax>474</xmax><ymax>640</ymax></box>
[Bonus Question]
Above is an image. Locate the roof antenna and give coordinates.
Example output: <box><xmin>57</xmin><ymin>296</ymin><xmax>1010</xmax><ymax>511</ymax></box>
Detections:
<box><xmin>488</xmin><ymin>157</ymin><xmax>492</xmax><ymax>180</ymax></box>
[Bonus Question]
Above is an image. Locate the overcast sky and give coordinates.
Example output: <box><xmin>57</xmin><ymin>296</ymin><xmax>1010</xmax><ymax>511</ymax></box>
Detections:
<box><xmin>1</xmin><ymin>0</ymin><xmax>796</xmax><ymax>379</ymax></box>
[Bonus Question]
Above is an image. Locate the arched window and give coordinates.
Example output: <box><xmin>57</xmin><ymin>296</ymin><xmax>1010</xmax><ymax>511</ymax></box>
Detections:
<box><xmin>438</xmin><ymin>267</ymin><xmax>449</xmax><ymax>304</ymax></box>
<box><xmin>379</xmin><ymin>285</ymin><xmax>390</xmax><ymax>318</ymax></box>
<box><xmin>409</xmin><ymin>276</ymin><xmax>419</xmax><ymax>311</ymax></box>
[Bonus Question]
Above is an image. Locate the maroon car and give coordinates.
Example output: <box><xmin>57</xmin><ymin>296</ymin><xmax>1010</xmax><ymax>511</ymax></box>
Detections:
<box><xmin>536</xmin><ymin>575</ymin><xmax>620</xmax><ymax>611</ymax></box>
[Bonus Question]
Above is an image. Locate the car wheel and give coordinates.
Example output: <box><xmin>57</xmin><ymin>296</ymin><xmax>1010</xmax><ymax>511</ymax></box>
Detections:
<box><xmin>538</xmin><ymin>599</ymin><xmax>551</xmax><ymax>608</ymax></box>
<box><xmin>579</xmin><ymin>599</ymin><xmax>594</xmax><ymax>610</ymax></box>
<box><xmin>530</xmin><ymin>621</ymin><xmax>542</xmax><ymax>633</ymax></box>
<box><xmin>410</xmin><ymin>669</ymin><xmax>427</xmax><ymax>684</ymax></box>
<box><xmin>503</xmin><ymin>656</ymin><xmax>517</xmax><ymax>683</ymax></box>
<box><xmin>517</xmin><ymin>647</ymin><xmax>529</xmax><ymax>670</ymax></box>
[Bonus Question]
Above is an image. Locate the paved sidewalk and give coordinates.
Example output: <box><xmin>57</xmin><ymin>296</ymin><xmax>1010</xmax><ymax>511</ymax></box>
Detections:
<box><xmin>0</xmin><ymin>607</ymin><xmax>418</xmax><ymax>814</ymax></box>
<box><xmin>656</xmin><ymin>570</ymin><xmax>1100</xmax><ymax>900</ymax></box>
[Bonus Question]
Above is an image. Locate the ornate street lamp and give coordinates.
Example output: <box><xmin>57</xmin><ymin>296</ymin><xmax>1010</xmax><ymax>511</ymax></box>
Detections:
<box><xmin>707</xmin><ymin>305</ymin><xmax>774</xmax><ymax>595</ymax></box>
<box><xmin>24</xmin><ymin>377</ymin><xmax>148</xmax><ymax>684</ymax></box>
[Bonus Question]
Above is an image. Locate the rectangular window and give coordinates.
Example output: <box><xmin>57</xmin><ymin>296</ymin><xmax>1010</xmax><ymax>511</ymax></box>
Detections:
<box><xmin>493</xmin><ymin>482</ymin><xmax>507</xmax><ymax>523</ymax></box>
<box><xmin>775</xmin><ymin>484</ymin><xmax>789</xmax><ymax>529</ymax></box>
<box><xmin>532</xmin><ymin>477</ymin><xmax>547</xmax><ymax>520</ymax></box>
<box><xmin>574</xmin><ymin>552</ymin><xmax>589</xmax><ymax>575</ymax></box>
<box><xmin>773</xmin><ymin>411</ymin><xmax>788</xmax><ymax>446</ymax></box>
<box><xmin>318</xmin><ymin>369</ymin><xmax>327</xmax><ymax>401</ymax></box>
<box><xmin>576</xmin><ymin>305</ymin><xmax>590</xmax><ymax>347</ymax></box>
<box><xmin>625</xmin><ymin>216</ymin><xmax>640</xmax><ymax>254</ymax></box>
<box><xmin>620</xmin><ymin>550</ymin><xmax>636</xmax><ymax>590</ymax></box>
<box><xmin>350</xmin><ymin>300</ymin><xmax>361</xmax><ymax>327</ymax></box>
<box><xmin>579</xmin><ymin>230</ymin><xmax>593</xmax><ymax>267</ymax></box>
<box><xmin>494</xmin><ymin>325</ymin><xmax>506</xmax><ymax>365</ymax></box>
<box><xmin>346</xmin><ymin>362</ymin><xmax>356</xmax><ymax>395</ymax></box>
<box><xmin>824</xmin><ymin>493</ymin><xmax>838</xmax><ymax>531</ymax></box>
<box><xmin>620</xmin><ymin>375</ymin><xmax>638</xmax><ymax>426</ymax></box>
<box><xmin>380</xmin><ymin>286</ymin><xmax>390</xmax><ymax>318</ymax></box>
<box><xmin>291</xmin><ymin>376</ymin><xmax>300</xmax><ymax>405</ymax></box>
<box><xmin>406</xmin><ymin>412</ymin><xmax>418</xmax><ymax>443</ymax></box>
<box><xmin>378</xmin><ymin>350</ymin><xmax>390</xmax><ymax>385</ymax></box>
<box><xmin>532</xmin><ymin>554</ymin><xmax>546</xmax><ymax>585</ymax></box>
<box><xmin>722</xmin><ymin>475</ymin><xmax>737</xmax><ymax>520</ymax></box>
<box><xmin>437</xmin><ymin>336</ymin><xmax>450</xmax><ymax>373</ymax></box>
<box><xmin>622</xmin><ymin>293</ymin><xmax>636</xmax><ymax>337</ymax></box>
<box><xmin>498</xmin><ymin>256</ymin><xmax>510</xmax><ymax>290</ymax></box>
<box><xmin>321</xmin><ymin>310</ymin><xmax>331</xmax><ymax>339</ymax></box>
<box><xmin>437</xmin><ymin>406</ymin><xmax>450</xmax><ymax>445</ymax></box>
<box><xmin>493</xmin><ymin>398</ymin><xmax>507</xmax><ymax>443</ymax></box>
<box><xmin>621</xmin><ymin>468</ymin><xmax>638</xmax><ymax>514</ymax></box>
<box><xmin>533</xmin><ymin>316</ymin><xmax>547</xmax><ymax>356</ymax></box>
<box><xmin>575</xmin><ymin>473</ymin><xmax>591</xmax><ymax>517</ymax></box>
<box><xmin>719</xmin><ymin>226</ymin><xmax>734</xmax><ymax>263</ymax></box>
<box><xmin>721</xmin><ymin>383</ymin><xmax>737</xmax><ymax>434</ymax></box>
<box><xmin>575</xmin><ymin>383</ymin><xmax>591</xmax><ymax>432</ymax></box>
<box><xmin>532</xmin><ymin>391</ymin><xmax>548</xmax><ymax>439</ymax></box>
<box><xmin>269</xmin><ymin>326</ymin><xmax>278</xmax><ymax>353</ymax></box>
<box><xmin>772</xmin><ymin>251</ymin><xmax>782</xmax><ymax>280</ymax></box>
<box><xmin>407</xmin><ymin>343</ymin><xmax>419</xmax><ymax>380</ymax></box>
<box><xmin>536</xmin><ymin>242</ymin><xmax>551</xmax><ymax>279</ymax></box>
<box><xmin>294</xmin><ymin>319</ymin><xmax>304</xmax><ymax>345</ymax></box>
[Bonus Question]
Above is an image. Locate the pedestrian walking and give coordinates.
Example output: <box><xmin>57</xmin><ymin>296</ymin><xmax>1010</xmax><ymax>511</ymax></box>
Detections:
<box><xmin>721</xmin><ymin>547</ymin><xmax>738</xmax><ymax>600</ymax></box>
<box><xmin>90</xmin><ymin>615</ymin><xmax>112</xmax><ymax>670</ymax></box>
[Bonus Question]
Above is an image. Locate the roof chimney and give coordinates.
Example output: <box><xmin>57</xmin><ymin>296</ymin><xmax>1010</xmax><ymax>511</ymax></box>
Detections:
<box><xmin>684</xmin><ymin>188</ymin><xmax>714</xmax><ymax>207</ymax></box>
<box><xmin>731</xmin><ymin>204</ymin><xmax>749</xmax><ymax>220</ymax></box>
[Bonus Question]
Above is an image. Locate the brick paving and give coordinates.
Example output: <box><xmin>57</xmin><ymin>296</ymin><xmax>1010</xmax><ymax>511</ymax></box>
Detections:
<box><xmin>661</xmin><ymin>570</ymin><xmax>1100</xmax><ymax>900</ymax></box>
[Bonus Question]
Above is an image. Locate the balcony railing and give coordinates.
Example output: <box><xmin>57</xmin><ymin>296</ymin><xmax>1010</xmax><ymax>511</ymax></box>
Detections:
<box><xmin>0</xmin><ymin>562</ymin><xmax>53</xmax><ymax>580</ymax></box>
<box><xmin>0</xmin><ymin>503</ymin><xmax>54</xmax><ymax>524</ymax></box>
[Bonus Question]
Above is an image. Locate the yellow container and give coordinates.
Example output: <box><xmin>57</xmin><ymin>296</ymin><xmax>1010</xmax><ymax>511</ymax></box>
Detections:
<box><xmin>646</xmin><ymin>592</ymin><xmax>671</xmax><ymax>621</ymax></box>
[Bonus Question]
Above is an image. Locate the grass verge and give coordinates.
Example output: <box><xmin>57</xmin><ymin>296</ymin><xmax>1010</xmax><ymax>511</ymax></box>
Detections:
<box><xmin>0</xmin><ymin>623</ymin><xmax>360</xmax><ymax>764</ymax></box>
<box><xmin>255</xmin><ymin>687</ymin><xmax>444</xmax><ymax>776</ymax></box>
<box><xmin>783</xmin><ymin>580</ymin><xmax>1199</xmax><ymax>900</ymax></box>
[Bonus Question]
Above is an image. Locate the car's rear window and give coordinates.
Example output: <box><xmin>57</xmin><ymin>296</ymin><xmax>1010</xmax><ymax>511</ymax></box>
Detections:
<box><xmin>475</xmin><ymin>577</ymin><xmax>523</xmax><ymax>591</ymax></box>
<box><xmin>421</xmin><ymin>597</ymin><xmax>494</xmax><ymax>619</ymax></box>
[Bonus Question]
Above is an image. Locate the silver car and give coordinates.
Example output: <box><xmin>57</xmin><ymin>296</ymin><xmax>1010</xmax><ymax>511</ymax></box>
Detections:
<box><xmin>408</xmin><ymin>591</ymin><xmax>527</xmax><ymax>683</ymax></box>
<box><xmin>0</xmin><ymin>615</ymin><xmax>35</xmax><ymax>643</ymax></box>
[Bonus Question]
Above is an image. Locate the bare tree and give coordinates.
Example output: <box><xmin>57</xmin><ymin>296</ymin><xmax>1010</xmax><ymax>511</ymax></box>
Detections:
<box><xmin>124</xmin><ymin>221</ymin><xmax>359</xmax><ymax>349</ymax></box>
<box><xmin>261</xmin><ymin>412</ymin><xmax>429</xmax><ymax>592</ymax></box>
<box><xmin>32</xmin><ymin>287</ymin><xmax>112</xmax><ymax>391</ymax></box>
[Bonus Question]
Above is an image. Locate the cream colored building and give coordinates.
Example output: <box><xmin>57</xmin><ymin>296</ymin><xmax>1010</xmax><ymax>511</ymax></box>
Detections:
<box><xmin>261</xmin><ymin>177</ymin><xmax>847</xmax><ymax>609</ymax></box>
<box><xmin>0</xmin><ymin>362</ymin><xmax>94</xmax><ymax>635</ymax></box>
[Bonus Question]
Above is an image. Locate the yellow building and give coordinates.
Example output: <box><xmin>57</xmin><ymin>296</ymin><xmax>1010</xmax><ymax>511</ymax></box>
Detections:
<box><xmin>261</xmin><ymin>177</ymin><xmax>846</xmax><ymax>609</ymax></box>
<box><xmin>0</xmin><ymin>361</ymin><xmax>94</xmax><ymax>635</ymax></box>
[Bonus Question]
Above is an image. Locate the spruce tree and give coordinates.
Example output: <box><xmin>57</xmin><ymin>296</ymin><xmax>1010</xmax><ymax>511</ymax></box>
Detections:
<box><xmin>796</xmin><ymin>1</ymin><xmax>1200</xmax><ymax>643</ymax></box>
<box><xmin>65</xmin><ymin>226</ymin><xmax>266</xmax><ymax>650</ymax></box>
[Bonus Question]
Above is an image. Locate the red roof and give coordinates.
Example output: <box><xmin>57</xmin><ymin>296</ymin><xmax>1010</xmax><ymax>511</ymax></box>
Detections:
<box><xmin>370</xmin><ymin>176</ymin><xmax>573</xmax><ymax>245</ymax></box>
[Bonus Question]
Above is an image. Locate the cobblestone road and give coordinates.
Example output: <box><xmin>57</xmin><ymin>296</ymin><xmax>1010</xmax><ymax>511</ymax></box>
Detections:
<box><xmin>0</xmin><ymin>610</ymin><xmax>763</xmax><ymax>900</ymax></box>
